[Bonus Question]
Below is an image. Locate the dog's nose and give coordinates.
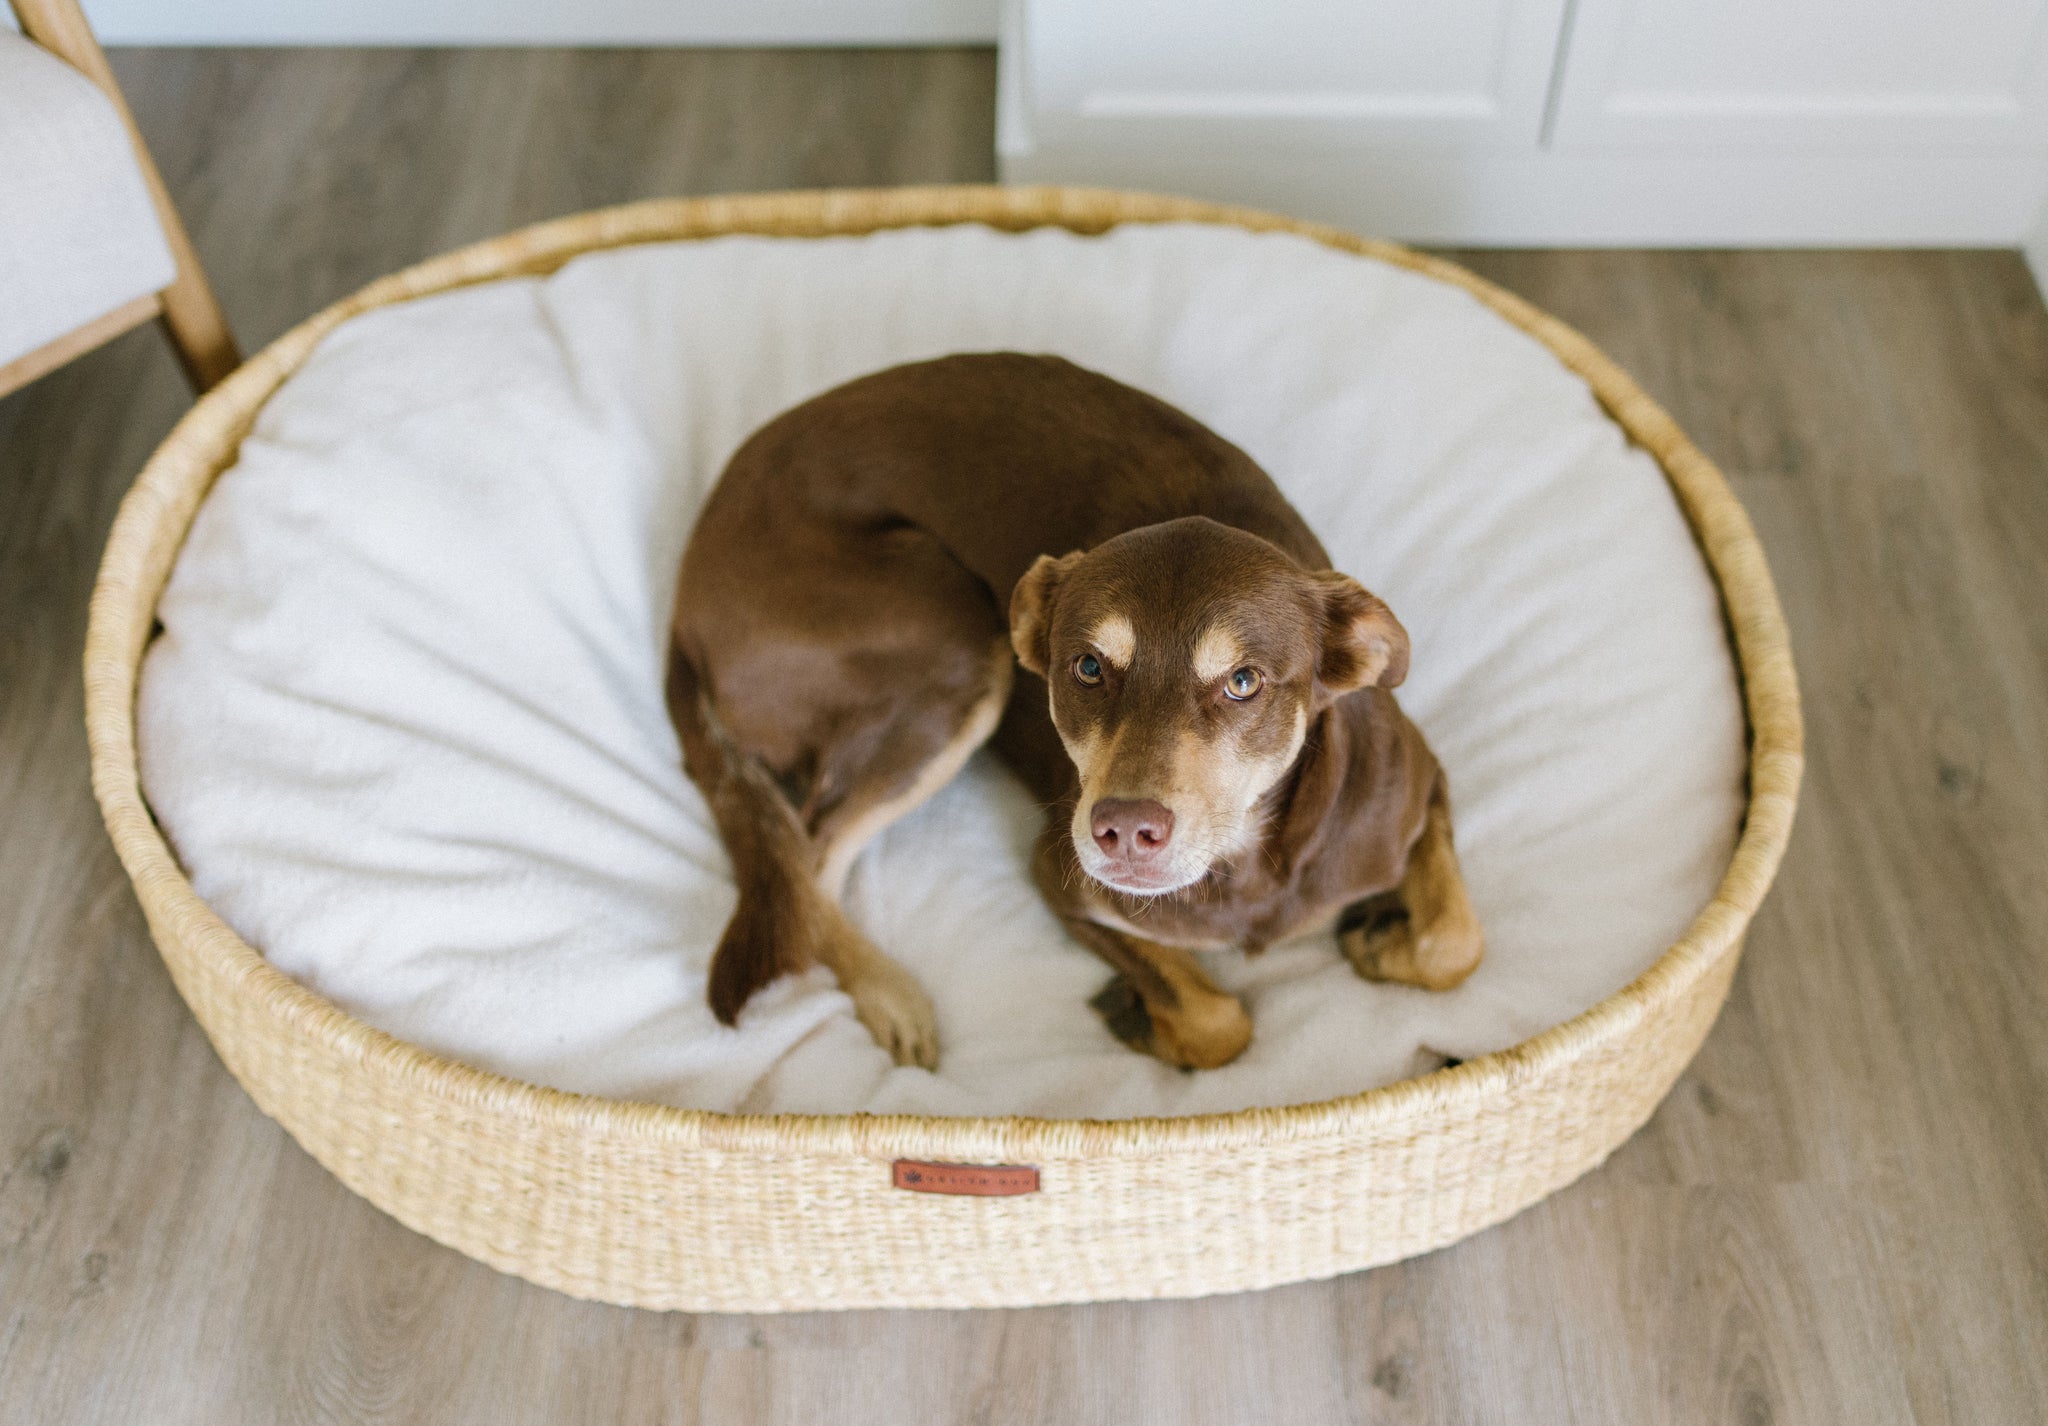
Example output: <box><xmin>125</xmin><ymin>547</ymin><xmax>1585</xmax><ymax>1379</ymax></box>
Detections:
<box><xmin>1090</xmin><ymin>798</ymin><xmax>1175</xmax><ymax>861</ymax></box>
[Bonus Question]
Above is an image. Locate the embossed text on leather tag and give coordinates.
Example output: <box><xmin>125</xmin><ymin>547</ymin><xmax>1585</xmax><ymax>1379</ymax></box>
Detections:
<box><xmin>891</xmin><ymin>1160</ymin><xmax>1040</xmax><ymax>1196</ymax></box>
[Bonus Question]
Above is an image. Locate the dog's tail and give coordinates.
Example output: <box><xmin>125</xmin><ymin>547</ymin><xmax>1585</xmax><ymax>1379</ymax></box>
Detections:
<box><xmin>666</xmin><ymin>649</ymin><xmax>830</xmax><ymax>1024</ymax></box>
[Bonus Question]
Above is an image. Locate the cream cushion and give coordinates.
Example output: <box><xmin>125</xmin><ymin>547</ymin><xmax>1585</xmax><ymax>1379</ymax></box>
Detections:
<box><xmin>0</xmin><ymin>33</ymin><xmax>174</xmax><ymax>368</ymax></box>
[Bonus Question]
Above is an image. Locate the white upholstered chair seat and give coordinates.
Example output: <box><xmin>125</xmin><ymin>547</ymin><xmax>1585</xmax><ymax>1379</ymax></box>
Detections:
<box><xmin>0</xmin><ymin>32</ymin><xmax>174</xmax><ymax>368</ymax></box>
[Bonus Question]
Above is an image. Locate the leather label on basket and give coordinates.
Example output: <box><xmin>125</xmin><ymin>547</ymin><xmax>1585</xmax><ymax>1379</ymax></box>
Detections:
<box><xmin>892</xmin><ymin>1160</ymin><xmax>1040</xmax><ymax>1196</ymax></box>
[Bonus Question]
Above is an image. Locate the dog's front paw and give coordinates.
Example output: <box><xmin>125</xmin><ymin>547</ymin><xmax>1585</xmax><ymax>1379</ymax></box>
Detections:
<box><xmin>1339</xmin><ymin>894</ymin><xmax>1416</xmax><ymax>984</ymax></box>
<box><xmin>1091</xmin><ymin>975</ymin><xmax>1157</xmax><ymax>1054</ymax></box>
<box><xmin>1091</xmin><ymin>975</ymin><xmax>1251</xmax><ymax>1071</ymax></box>
<box><xmin>848</xmin><ymin>958</ymin><xmax>940</xmax><ymax>1070</ymax></box>
<box><xmin>1339</xmin><ymin>892</ymin><xmax>1483</xmax><ymax>992</ymax></box>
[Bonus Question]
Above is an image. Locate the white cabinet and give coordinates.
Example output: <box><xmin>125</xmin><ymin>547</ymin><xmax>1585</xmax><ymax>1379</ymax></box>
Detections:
<box><xmin>1019</xmin><ymin>0</ymin><xmax>1568</xmax><ymax>147</ymax></box>
<box><xmin>1551</xmin><ymin>0</ymin><xmax>2048</xmax><ymax>149</ymax></box>
<box><xmin>1000</xmin><ymin>0</ymin><xmax>2048</xmax><ymax>244</ymax></box>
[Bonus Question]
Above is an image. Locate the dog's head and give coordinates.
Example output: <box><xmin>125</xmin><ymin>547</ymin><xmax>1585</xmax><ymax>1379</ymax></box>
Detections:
<box><xmin>1009</xmin><ymin>516</ymin><xmax>1409</xmax><ymax>897</ymax></box>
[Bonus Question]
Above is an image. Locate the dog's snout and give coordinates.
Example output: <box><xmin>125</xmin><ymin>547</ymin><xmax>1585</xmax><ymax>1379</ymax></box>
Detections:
<box><xmin>1090</xmin><ymin>798</ymin><xmax>1175</xmax><ymax>861</ymax></box>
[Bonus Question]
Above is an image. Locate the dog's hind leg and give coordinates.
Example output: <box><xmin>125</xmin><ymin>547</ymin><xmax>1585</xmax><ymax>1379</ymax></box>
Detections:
<box><xmin>1339</xmin><ymin>777</ymin><xmax>1484</xmax><ymax>992</ymax></box>
<box><xmin>667</xmin><ymin>650</ymin><xmax>941</xmax><ymax>1067</ymax></box>
<box><xmin>810</xmin><ymin>637</ymin><xmax>1016</xmax><ymax>900</ymax></box>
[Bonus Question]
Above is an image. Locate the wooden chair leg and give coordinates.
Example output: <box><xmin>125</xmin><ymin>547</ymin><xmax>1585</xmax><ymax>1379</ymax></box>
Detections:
<box><xmin>150</xmin><ymin>218</ymin><xmax>240</xmax><ymax>391</ymax></box>
<box><xmin>11</xmin><ymin>0</ymin><xmax>241</xmax><ymax>391</ymax></box>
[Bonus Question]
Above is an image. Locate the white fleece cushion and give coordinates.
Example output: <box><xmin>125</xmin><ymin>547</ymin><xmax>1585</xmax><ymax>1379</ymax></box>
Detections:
<box><xmin>138</xmin><ymin>223</ymin><xmax>1745</xmax><ymax>1119</ymax></box>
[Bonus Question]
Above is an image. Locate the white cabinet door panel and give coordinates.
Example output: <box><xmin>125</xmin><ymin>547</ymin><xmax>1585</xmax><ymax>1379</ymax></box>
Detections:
<box><xmin>1017</xmin><ymin>0</ymin><xmax>1571</xmax><ymax>147</ymax></box>
<box><xmin>1552</xmin><ymin>0</ymin><xmax>2048</xmax><ymax>147</ymax></box>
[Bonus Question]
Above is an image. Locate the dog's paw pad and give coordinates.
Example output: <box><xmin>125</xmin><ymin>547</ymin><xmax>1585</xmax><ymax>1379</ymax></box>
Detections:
<box><xmin>1338</xmin><ymin>892</ymin><xmax>1409</xmax><ymax>940</ymax></box>
<box><xmin>1090</xmin><ymin>975</ymin><xmax>1156</xmax><ymax>1053</ymax></box>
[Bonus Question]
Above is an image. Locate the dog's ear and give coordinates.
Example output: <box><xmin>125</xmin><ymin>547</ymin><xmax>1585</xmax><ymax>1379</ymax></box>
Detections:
<box><xmin>1311</xmin><ymin>570</ymin><xmax>1410</xmax><ymax>693</ymax></box>
<box><xmin>1009</xmin><ymin>552</ymin><xmax>1083</xmax><ymax>675</ymax></box>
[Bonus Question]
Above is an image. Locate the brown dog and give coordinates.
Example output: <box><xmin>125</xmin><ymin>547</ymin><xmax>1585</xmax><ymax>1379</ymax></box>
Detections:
<box><xmin>668</xmin><ymin>353</ymin><xmax>1482</xmax><ymax>1070</ymax></box>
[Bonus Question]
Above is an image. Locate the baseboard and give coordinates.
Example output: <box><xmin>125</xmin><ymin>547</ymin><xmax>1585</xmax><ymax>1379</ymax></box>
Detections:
<box><xmin>1000</xmin><ymin>134</ymin><xmax>2048</xmax><ymax>247</ymax></box>
<box><xmin>84</xmin><ymin>0</ymin><xmax>1000</xmax><ymax>47</ymax></box>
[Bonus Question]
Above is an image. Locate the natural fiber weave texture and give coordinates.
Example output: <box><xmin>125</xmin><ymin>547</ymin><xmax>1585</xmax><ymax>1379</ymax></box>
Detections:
<box><xmin>86</xmin><ymin>186</ymin><xmax>1802</xmax><ymax>1312</ymax></box>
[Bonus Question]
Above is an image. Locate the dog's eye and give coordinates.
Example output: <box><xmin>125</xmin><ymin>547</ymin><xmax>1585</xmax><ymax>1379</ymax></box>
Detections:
<box><xmin>1225</xmin><ymin>667</ymin><xmax>1263</xmax><ymax>701</ymax></box>
<box><xmin>1073</xmin><ymin>653</ymin><xmax>1104</xmax><ymax>686</ymax></box>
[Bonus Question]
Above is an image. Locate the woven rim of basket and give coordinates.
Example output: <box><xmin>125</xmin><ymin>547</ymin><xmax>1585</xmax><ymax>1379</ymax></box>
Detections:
<box><xmin>85</xmin><ymin>184</ymin><xmax>1802</xmax><ymax>1158</ymax></box>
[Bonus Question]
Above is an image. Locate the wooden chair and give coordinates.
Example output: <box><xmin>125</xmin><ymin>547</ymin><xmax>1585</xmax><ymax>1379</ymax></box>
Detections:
<box><xmin>0</xmin><ymin>0</ymin><xmax>237</xmax><ymax>398</ymax></box>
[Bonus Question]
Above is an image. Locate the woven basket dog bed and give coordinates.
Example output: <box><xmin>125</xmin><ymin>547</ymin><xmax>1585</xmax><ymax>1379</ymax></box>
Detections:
<box><xmin>86</xmin><ymin>186</ymin><xmax>1802</xmax><ymax>1312</ymax></box>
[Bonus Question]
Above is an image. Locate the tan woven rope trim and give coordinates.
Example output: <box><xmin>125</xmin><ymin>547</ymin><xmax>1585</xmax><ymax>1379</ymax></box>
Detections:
<box><xmin>84</xmin><ymin>186</ymin><xmax>1802</xmax><ymax>1309</ymax></box>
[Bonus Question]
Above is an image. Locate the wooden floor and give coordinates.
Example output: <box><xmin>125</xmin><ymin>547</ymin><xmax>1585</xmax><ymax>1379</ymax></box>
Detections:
<box><xmin>3</xmin><ymin>47</ymin><xmax>2046</xmax><ymax>1425</ymax></box>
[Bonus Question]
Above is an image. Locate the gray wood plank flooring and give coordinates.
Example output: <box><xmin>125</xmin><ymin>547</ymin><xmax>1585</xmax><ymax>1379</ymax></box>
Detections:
<box><xmin>2</xmin><ymin>46</ymin><xmax>2043</xmax><ymax>1425</ymax></box>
